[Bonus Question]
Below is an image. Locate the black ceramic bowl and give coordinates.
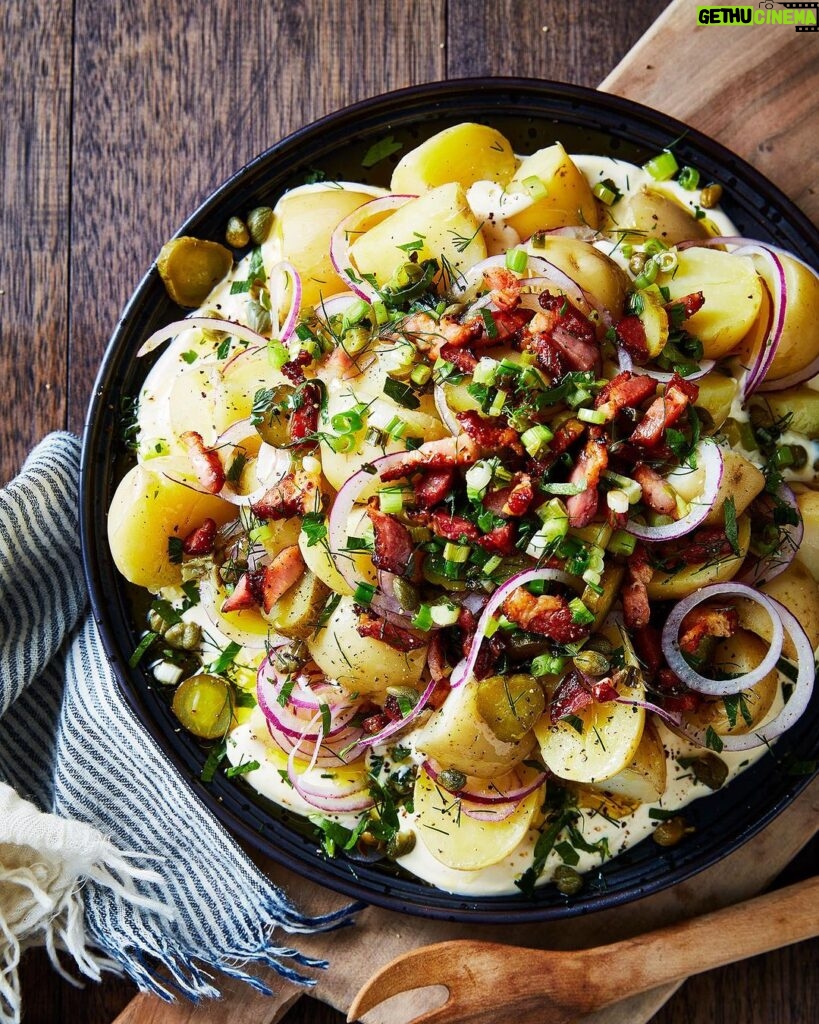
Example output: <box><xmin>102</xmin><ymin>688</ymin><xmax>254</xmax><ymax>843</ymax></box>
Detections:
<box><xmin>81</xmin><ymin>78</ymin><xmax>819</xmax><ymax>923</ymax></box>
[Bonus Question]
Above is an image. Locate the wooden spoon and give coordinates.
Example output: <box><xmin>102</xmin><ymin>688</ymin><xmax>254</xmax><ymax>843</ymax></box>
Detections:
<box><xmin>347</xmin><ymin>875</ymin><xmax>819</xmax><ymax>1024</ymax></box>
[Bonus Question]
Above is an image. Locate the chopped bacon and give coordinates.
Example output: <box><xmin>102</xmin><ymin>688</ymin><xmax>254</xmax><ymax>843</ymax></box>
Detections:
<box><xmin>182</xmin><ymin>518</ymin><xmax>217</xmax><ymax>556</ymax></box>
<box><xmin>621</xmin><ymin>544</ymin><xmax>653</xmax><ymax>630</ymax></box>
<box><xmin>221</xmin><ymin>546</ymin><xmax>306</xmax><ymax>615</ymax></box>
<box><xmin>502</xmin><ymin>589</ymin><xmax>590</xmax><ymax>644</ymax></box>
<box><xmin>662</xmin><ymin>691</ymin><xmax>703</xmax><ymax>714</ymax></box>
<box><xmin>429</xmin><ymin>511</ymin><xmax>480</xmax><ymax>543</ymax></box>
<box><xmin>526</xmin><ymin>293</ymin><xmax>599</xmax><ymax>371</ymax></box>
<box><xmin>615</xmin><ymin>316</ymin><xmax>649</xmax><ymax>362</ymax></box>
<box><xmin>630</xmin><ymin>373</ymin><xmax>699</xmax><ymax>448</ymax></box>
<box><xmin>179</xmin><ymin>431</ymin><xmax>225</xmax><ymax>493</ymax></box>
<box><xmin>439</xmin><ymin>343</ymin><xmax>478</xmax><ymax>373</ymax></box>
<box><xmin>456</xmin><ymin>410</ymin><xmax>522</xmax><ymax>453</ymax></box>
<box><xmin>477</xmin><ymin>521</ymin><xmax>516</xmax><ymax>555</ymax></box>
<box><xmin>362</xmin><ymin>712</ymin><xmax>390</xmax><ymax>734</ymax></box>
<box><xmin>379</xmin><ymin>435</ymin><xmax>480</xmax><ymax>483</ymax></box>
<box><xmin>591</xmin><ymin>678</ymin><xmax>620</xmax><ymax>703</ymax></box>
<box><xmin>594</xmin><ymin>371</ymin><xmax>657</xmax><ymax>422</ymax></box>
<box><xmin>288</xmin><ymin>381</ymin><xmax>321</xmax><ymax>448</ymax></box>
<box><xmin>427</xmin><ymin>633</ymin><xmax>449</xmax><ymax>683</ymax></box>
<box><xmin>658</xmin><ymin>527</ymin><xmax>735</xmax><ymax>568</ymax></box>
<box><xmin>400</xmin><ymin>311</ymin><xmax>482</xmax><ymax>359</ymax></box>
<box><xmin>357</xmin><ymin>612</ymin><xmax>427</xmax><ymax>652</ymax></box>
<box><xmin>482</xmin><ymin>473</ymin><xmax>534</xmax><ymax>518</ymax></box>
<box><xmin>550</xmin><ymin>671</ymin><xmax>594</xmax><ymax>724</ymax></box>
<box><xmin>678</xmin><ymin>604</ymin><xmax>739</xmax><ymax>655</ymax></box>
<box><xmin>632</xmin><ymin>625</ymin><xmax>664</xmax><ymax>682</ymax></box>
<box><xmin>666</xmin><ymin>291</ymin><xmax>705</xmax><ymax>321</ymax></box>
<box><xmin>251</xmin><ymin>471</ymin><xmax>319</xmax><ymax>520</ymax></box>
<box><xmin>633</xmin><ymin>463</ymin><xmax>677</xmax><ymax>517</ymax></box>
<box><xmin>566</xmin><ymin>429</ymin><xmax>608</xmax><ymax>528</ymax></box>
<box><xmin>281</xmin><ymin>349</ymin><xmax>311</xmax><ymax>385</ymax></box>
<box><xmin>414</xmin><ymin>467</ymin><xmax>455</xmax><ymax>509</ymax></box>
<box><xmin>482</xmin><ymin>307</ymin><xmax>535</xmax><ymax>347</ymax></box>
<box><xmin>483</xmin><ymin>267</ymin><xmax>521</xmax><ymax>311</ymax></box>
<box><xmin>532</xmin><ymin>417</ymin><xmax>586</xmax><ymax>471</ymax></box>
<box><xmin>368</xmin><ymin>506</ymin><xmax>417</xmax><ymax>578</ymax></box>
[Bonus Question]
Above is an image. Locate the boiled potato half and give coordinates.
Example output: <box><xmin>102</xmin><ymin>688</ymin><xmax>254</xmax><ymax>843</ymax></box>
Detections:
<box><xmin>505</xmin><ymin>143</ymin><xmax>598</xmax><ymax>238</ymax></box>
<box><xmin>108</xmin><ymin>458</ymin><xmax>235</xmax><ymax>589</ymax></box>
<box><xmin>734</xmin><ymin>559</ymin><xmax>819</xmax><ymax>654</ymax></box>
<box><xmin>390</xmin><ymin>123</ymin><xmax>516</xmax><ymax>194</ymax></box>
<box><xmin>656</xmin><ymin>248</ymin><xmax>763</xmax><ymax>359</ymax></box>
<box><xmin>611</xmin><ymin>187</ymin><xmax>709</xmax><ymax>245</ymax></box>
<box><xmin>349</xmin><ymin>183</ymin><xmax>487</xmax><ymax>288</ymax></box>
<box><xmin>646</xmin><ymin>515</ymin><xmax>751</xmax><ymax>600</ymax></box>
<box><xmin>796</xmin><ymin>489</ymin><xmax>819</xmax><ymax>581</ymax></box>
<box><xmin>526</xmin><ymin>236</ymin><xmax>630</xmax><ymax>323</ymax></box>
<box><xmin>413</xmin><ymin>764</ymin><xmax>542</xmax><ymax>871</ymax></box>
<box><xmin>581</xmin><ymin>719</ymin><xmax>667</xmax><ymax>804</ymax></box>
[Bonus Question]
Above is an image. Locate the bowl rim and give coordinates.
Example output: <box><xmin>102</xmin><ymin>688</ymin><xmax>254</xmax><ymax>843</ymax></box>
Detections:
<box><xmin>80</xmin><ymin>75</ymin><xmax>819</xmax><ymax>924</ymax></box>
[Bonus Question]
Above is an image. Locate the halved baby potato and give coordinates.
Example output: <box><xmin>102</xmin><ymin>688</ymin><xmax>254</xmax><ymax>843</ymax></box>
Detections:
<box><xmin>580</xmin><ymin>719</ymin><xmax>668</xmax><ymax>805</ymax></box>
<box><xmin>646</xmin><ymin>514</ymin><xmax>751</xmax><ymax>600</ymax></box>
<box><xmin>505</xmin><ymin>143</ymin><xmax>598</xmax><ymax>238</ymax></box>
<box><xmin>610</xmin><ymin>187</ymin><xmax>709</xmax><ymax>245</ymax></box>
<box><xmin>390</xmin><ymin>123</ymin><xmax>516</xmax><ymax>194</ymax></box>
<box><xmin>526</xmin><ymin>236</ymin><xmax>630</xmax><ymax>323</ymax></box>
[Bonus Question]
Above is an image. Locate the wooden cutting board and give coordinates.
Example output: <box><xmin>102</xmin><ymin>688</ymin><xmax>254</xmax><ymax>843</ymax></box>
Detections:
<box><xmin>113</xmin><ymin>1</ymin><xmax>819</xmax><ymax>1021</ymax></box>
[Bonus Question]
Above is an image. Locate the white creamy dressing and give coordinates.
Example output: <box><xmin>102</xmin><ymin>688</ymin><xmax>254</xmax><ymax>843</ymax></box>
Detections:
<box><xmin>139</xmin><ymin>154</ymin><xmax>811</xmax><ymax>897</ymax></box>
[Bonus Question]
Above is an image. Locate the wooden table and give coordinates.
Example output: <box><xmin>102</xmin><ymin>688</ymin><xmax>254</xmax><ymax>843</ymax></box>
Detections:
<box><xmin>4</xmin><ymin>1</ymin><xmax>817</xmax><ymax>1021</ymax></box>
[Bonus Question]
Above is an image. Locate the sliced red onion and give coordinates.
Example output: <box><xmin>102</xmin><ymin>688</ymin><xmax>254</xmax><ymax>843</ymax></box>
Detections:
<box><xmin>268</xmin><ymin>260</ymin><xmax>302</xmax><ymax>342</ymax></box>
<box><xmin>450</xmin><ymin>568</ymin><xmax>586</xmax><ymax>689</ymax></box>
<box><xmin>661</xmin><ymin>583</ymin><xmax>784</xmax><ymax>696</ymax></box>
<box><xmin>756</xmin><ymin>349</ymin><xmax>819</xmax><ymax>391</ymax></box>
<box><xmin>737</xmin><ymin>482</ymin><xmax>803</xmax><ymax>587</ymax></box>
<box><xmin>329</xmin><ymin>194</ymin><xmax>416</xmax><ymax>302</ymax></box>
<box><xmin>326</xmin><ymin>450</ymin><xmax>414</xmax><ymax>590</ymax></box>
<box><xmin>265</xmin><ymin>719</ymin><xmax>363</xmax><ymax>768</ymax></box>
<box><xmin>422</xmin><ymin>760</ymin><xmax>547</xmax><ymax>806</ymax></box>
<box><xmin>198</xmin><ymin>578</ymin><xmax>286</xmax><ymax>651</ymax></box>
<box><xmin>342</xmin><ymin>676</ymin><xmax>439</xmax><ymax>759</ymax></box>
<box><xmin>640</xmin><ymin>360</ymin><xmax>716</xmax><ymax>384</ymax></box>
<box><xmin>613</xmin><ymin>696</ymin><xmax>685</xmax><ymax>732</ymax></box>
<box><xmin>215</xmin><ymin>416</ymin><xmax>256</xmax><ymax>448</ymax></box>
<box><xmin>461</xmin><ymin>801</ymin><xmax>519</xmax><ymax>823</ymax></box>
<box><xmin>138</xmin><ymin>316</ymin><xmax>268</xmax><ymax>357</ymax></box>
<box><xmin>286</xmin><ymin>716</ymin><xmax>373</xmax><ymax>813</ymax></box>
<box><xmin>732</xmin><ymin>246</ymin><xmax>786</xmax><ymax>398</ymax></box>
<box><xmin>219</xmin><ymin>442</ymin><xmax>291</xmax><ymax>507</ymax></box>
<box><xmin>624</xmin><ymin>441</ymin><xmax>723</xmax><ymax>543</ymax></box>
<box><xmin>257</xmin><ymin>658</ymin><xmax>357</xmax><ymax>741</ymax></box>
<box><xmin>221</xmin><ymin>343</ymin><xmax>264</xmax><ymax>377</ymax></box>
<box><xmin>316</xmin><ymin>291</ymin><xmax>364</xmax><ymax>319</ymax></box>
<box><xmin>683</xmin><ymin>597</ymin><xmax>815</xmax><ymax>751</ymax></box>
<box><xmin>433</xmin><ymin>384</ymin><xmax>461</xmax><ymax>436</ymax></box>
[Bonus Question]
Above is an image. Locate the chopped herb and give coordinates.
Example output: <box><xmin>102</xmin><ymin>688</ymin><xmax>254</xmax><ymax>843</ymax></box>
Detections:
<box><xmin>201</xmin><ymin>740</ymin><xmax>227</xmax><ymax>783</ymax></box>
<box><xmin>319</xmin><ymin>702</ymin><xmax>332</xmax><ymax>737</ymax></box>
<box><xmin>723</xmin><ymin>496</ymin><xmax>739</xmax><ymax>555</ymax></box>
<box><xmin>648</xmin><ymin>806</ymin><xmax>678</xmax><ymax>821</ymax></box>
<box><xmin>167</xmin><ymin>536</ymin><xmax>184</xmax><ymax>564</ymax></box>
<box><xmin>226</xmin><ymin>759</ymin><xmax>260</xmax><ymax>778</ymax></box>
<box><xmin>180</xmin><ymin>580</ymin><xmax>200</xmax><ymax>608</ymax></box>
<box><xmin>383</xmin><ymin>376</ymin><xmax>421</xmax><ymax>409</ymax></box>
<box><xmin>554</xmin><ymin>840</ymin><xmax>580</xmax><ymax>866</ymax></box>
<box><xmin>309</xmin><ymin>814</ymin><xmax>368</xmax><ymax>857</ymax></box>
<box><xmin>479</xmin><ymin>307</ymin><xmax>498</xmax><ymax>339</ymax></box>
<box><xmin>226</xmin><ymin>451</ymin><xmax>247</xmax><ymax>485</ymax></box>
<box><xmin>151</xmin><ymin>598</ymin><xmax>182</xmax><ymax>627</ymax></box>
<box><xmin>181</xmin><ymin>350</ymin><xmax>198</xmax><ymax>364</ymax></box>
<box><xmin>277</xmin><ymin>676</ymin><xmax>296</xmax><ymax>707</ymax></box>
<box><xmin>302</xmin><ymin>511</ymin><xmax>328</xmax><ymax>548</ymax></box>
<box><xmin>449</xmin><ymin>222</ymin><xmax>485</xmax><ymax>254</ymax></box>
<box><xmin>562</xmin><ymin>714</ymin><xmax>584</xmax><ymax>734</ymax></box>
<box><xmin>314</xmin><ymin>593</ymin><xmax>342</xmax><ymax>633</ymax></box>
<box><xmin>705</xmin><ymin>725</ymin><xmax>724</xmax><ymax>753</ymax></box>
<box><xmin>129</xmin><ymin>631</ymin><xmax>158</xmax><ymax>668</ymax></box>
<box><xmin>362</xmin><ymin>135</ymin><xmax>403</xmax><ymax>168</ymax></box>
<box><xmin>304</xmin><ymin>168</ymin><xmax>326</xmax><ymax>184</ymax></box>
<box><xmin>515</xmin><ymin>806</ymin><xmax>575</xmax><ymax>898</ymax></box>
<box><xmin>210</xmin><ymin>641</ymin><xmax>241</xmax><ymax>674</ymax></box>
<box><xmin>397</xmin><ymin>233</ymin><xmax>426</xmax><ymax>253</ymax></box>
<box><xmin>233</xmin><ymin>689</ymin><xmax>257</xmax><ymax>709</ymax></box>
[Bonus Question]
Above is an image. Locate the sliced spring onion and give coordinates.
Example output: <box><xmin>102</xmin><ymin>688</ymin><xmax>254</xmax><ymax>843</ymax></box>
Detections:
<box><xmin>505</xmin><ymin>247</ymin><xmax>528</xmax><ymax>273</ymax></box>
<box><xmin>643</xmin><ymin>150</ymin><xmax>679</xmax><ymax>182</ymax></box>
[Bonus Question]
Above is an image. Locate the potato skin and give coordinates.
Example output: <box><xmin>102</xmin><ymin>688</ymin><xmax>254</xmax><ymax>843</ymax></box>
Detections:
<box><xmin>796</xmin><ymin>490</ymin><xmax>819</xmax><ymax>582</ymax></box>
<box><xmin>610</xmin><ymin>187</ymin><xmax>709</xmax><ymax>245</ymax></box>
<box><xmin>506</xmin><ymin>144</ymin><xmax>598</xmax><ymax>237</ymax></box>
<box><xmin>390</xmin><ymin>122</ymin><xmax>516</xmax><ymax>194</ymax></box>
<box><xmin>530</xmin><ymin>237</ymin><xmax>629</xmax><ymax>323</ymax></box>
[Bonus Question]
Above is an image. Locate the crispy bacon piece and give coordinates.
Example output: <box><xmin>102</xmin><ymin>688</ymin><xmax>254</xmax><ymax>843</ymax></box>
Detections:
<box><xmin>633</xmin><ymin>463</ymin><xmax>677</xmax><ymax>517</ymax></box>
<box><xmin>482</xmin><ymin>473</ymin><xmax>534</xmax><ymax>518</ymax></box>
<box><xmin>630</xmin><ymin>373</ymin><xmax>699</xmax><ymax>447</ymax></box>
<box><xmin>622</xmin><ymin>544</ymin><xmax>653</xmax><ymax>630</ymax></box>
<box><xmin>502</xmin><ymin>589</ymin><xmax>590</xmax><ymax>644</ymax></box>
<box><xmin>379</xmin><ymin>435</ymin><xmax>480</xmax><ymax>483</ymax></box>
<box><xmin>221</xmin><ymin>546</ymin><xmax>305</xmax><ymax>615</ymax></box>
<box><xmin>531</xmin><ymin>417</ymin><xmax>586</xmax><ymax>472</ymax></box>
<box><xmin>662</xmin><ymin>691</ymin><xmax>703</xmax><ymax>714</ymax></box>
<box><xmin>477</xmin><ymin>521</ymin><xmax>516</xmax><ymax>555</ymax></box>
<box><xmin>251</xmin><ymin>471</ymin><xmax>319</xmax><ymax>520</ymax></box>
<box><xmin>483</xmin><ymin>307</ymin><xmax>535</xmax><ymax>347</ymax></box>
<box><xmin>679</xmin><ymin>604</ymin><xmax>739</xmax><ymax>655</ymax></box>
<box><xmin>414</xmin><ymin>467</ymin><xmax>455</xmax><ymax>509</ymax></box>
<box><xmin>288</xmin><ymin>381</ymin><xmax>321</xmax><ymax>448</ymax></box>
<box><xmin>615</xmin><ymin>316</ymin><xmax>649</xmax><ymax>362</ymax></box>
<box><xmin>368</xmin><ymin>506</ymin><xmax>417</xmax><ymax>577</ymax></box>
<box><xmin>632</xmin><ymin>625</ymin><xmax>664</xmax><ymax>682</ymax></box>
<box><xmin>357</xmin><ymin>612</ymin><xmax>427</xmax><ymax>652</ymax></box>
<box><xmin>456</xmin><ymin>410</ymin><xmax>522</xmax><ymax>453</ymax></box>
<box><xmin>182</xmin><ymin>518</ymin><xmax>217</xmax><ymax>556</ymax></box>
<box><xmin>281</xmin><ymin>349</ymin><xmax>311</xmax><ymax>385</ymax></box>
<box><xmin>521</xmin><ymin>293</ymin><xmax>599</xmax><ymax>372</ymax></box>
<box><xmin>180</xmin><ymin>430</ymin><xmax>225</xmax><ymax>493</ymax></box>
<box><xmin>429</xmin><ymin>511</ymin><xmax>480</xmax><ymax>543</ymax></box>
<box><xmin>439</xmin><ymin>343</ymin><xmax>478</xmax><ymax>373</ymax></box>
<box><xmin>667</xmin><ymin>290</ymin><xmax>705</xmax><ymax>321</ymax></box>
<box><xmin>594</xmin><ymin>371</ymin><xmax>657</xmax><ymax>422</ymax></box>
<box><xmin>400</xmin><ymin>311</ymin><xmax>482</xmax><ymax>359</ymax></box>
<box><xmin>550</xmin><ymin>671</ymin><xmax>594</xmax><ymax>724</ymax></box>
<box><xmin>427</xmin><ymin>633</ymin><xmax>449</xmax><ymax>683</ymax></box>
<box><xmin>659</xmin><ymin>527</ymin><xmax>735</xmax><ymax>568</ymax></box>
<box><xmin>566</xmin><ymin>429</ymin><xmax>608</xmax><ymax>528</ymax></box>
<box><xmin>483</xmin><ymin>267</ymin><xmax>521</xmax><ymax>311</ymax></box>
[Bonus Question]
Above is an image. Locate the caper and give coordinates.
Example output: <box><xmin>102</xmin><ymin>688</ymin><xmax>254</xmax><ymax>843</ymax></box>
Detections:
<box><xmin>247</xmin><ymin>206</ymin><xmax>274</xmax><ymax>245</ymax></box>
<box><xmin>652</xmin><ymin>815</ymin><xmax>693</xmax><ymax>848</ymax></box>
<box><xmin>391</xmin><ymin>577</ymin><xmax>420</xmax><ymax>612</ymax></box>
<box><xmin>254</xmin><ymin>383</ymin><xmax>296</xmax><ymax>447</ymax></box>
<box><xmin>246</xmin><ymin>298</ymin><xmax>272</xmax><ymax>335</ymax></box>
<box><xmin>438</xmin><ymin>768</ymin><xmax>467</xmax><ymax>793</ymax></box>
<box><xmin>699</xmin><ymin>183</ymin><xmax>723</xmax><ymax>209</ymax></box>
<box><xmin>572</xmin><ymin>650</ymin><xmax>610</xmax><ymax>678</ymax></box>
<box><xmin>387</xmin><ymin>685</ymin><xmax>420</xmax><ymax>708</ymax></box>
<box><xmin>684</xmin><ymin>753</ymin><xmax>729</xmax><ymax>791</ymax></box>
<box><xmin>628</xmin><ymin>252</ymin><xmax>648</xmax><ymax>275</ymax></box>
<box><xmin>172</xmin><ymin>674</ymin><xmax>233</xmax><ymax>739</ymax></box>
<box><xmin>156</xmin><ymin>236</ymin><xmax>233</xmax><ymax>308</ymax></box>
<box><xmin>164</xmin><ymin>621</ymin><xmax>203</xmax><ymax>651</ymax></box>
<box><xmin>553</xmin><ymin>865</ymin><xmax>583</xmax><ymax>896</ymax></box>
<box><xmin>386</xmin><ymin>830</ymin><xmax>416</xmax><ymax>859</ymax></box>
<box><xmin>476</xmin><ymin>673</ymin><xmax>546</xmax><ymax>743</ymax></box>
<box><xmin>225</xmin><ymin>216</ymin><xmax>250</xmax><ymax>248</ymax></box>
<box><xmin>198</xmin><ymin>308</ymin><xmax>228</xmax><ymax>343</ymax></box>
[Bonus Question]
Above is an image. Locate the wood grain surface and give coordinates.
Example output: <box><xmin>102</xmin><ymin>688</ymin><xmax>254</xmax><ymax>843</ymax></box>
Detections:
<box><xmin>4</xmin><ymin>1</ymin><xmax>818</xmax><ymax>1023</ymax></box>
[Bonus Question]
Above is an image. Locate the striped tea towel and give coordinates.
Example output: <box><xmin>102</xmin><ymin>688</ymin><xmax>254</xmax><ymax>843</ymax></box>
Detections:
<box><xmin>0</xmin><ymin>433</ymin><xmax>354</xmax><ymax>1024</ymax></box>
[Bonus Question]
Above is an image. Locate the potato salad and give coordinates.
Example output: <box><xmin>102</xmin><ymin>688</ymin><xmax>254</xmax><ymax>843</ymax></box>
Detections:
<box><xmin>109</xmin><ymin>122</ymin><xmax>819</xmax><ymax>897</ymax></box>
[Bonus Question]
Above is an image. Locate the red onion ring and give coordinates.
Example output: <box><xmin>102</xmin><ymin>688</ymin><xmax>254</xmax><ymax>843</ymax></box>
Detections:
<box><xmin>422</xmin><ymin>760</ymin><xmax>548</xmax><ymax>806</ymax></box>
<box><xmin>433</xmin><ymin>384</ymin><xmax>461</xmax><ymax>436</ymax></box>
<box><xmin>268</xmin><ymin>260</ymin><xmax>302</xmax><ymax>343</ymax></box>
<box><xmin>342</xmin><ymin>675</ymin><xmax>439</xmax><ymax>759</ymax></box>
<box><xmin>449</xmin><ymin>568</ymin><xmax>586</xmax><ymax>690</ymax></box>
<box><xmin>218</xmin><ymin>442</ymin><xmax>291</xmax><ymax>507</ymax></box>
<box><xmin>683</xmin><ymin>597</ymin><xmax>815</xmax><ymax>751</ymax></box>
<box><xmin>257</xmin><ymin>659</ymin><xmax>358</xmax><ymax>741</ymax></box>
<box><xmin>732</xmin><ymin>246</ymin><xmax>787</xmax><ymax>398</ymax></box>
<box><xmin>198</xmin><ymin>578</ymin><xmax>287</xmax><ymax>651</ymax></box>
<box><xmin>138</xmin><ymin>316</ymin><xmax>269</xmax><ymax>358</ymax></box>
<box><xmin>623</xmin><ymin>441</ymin><xmax>723</xmax><ymax>543</ymax></box>
<box><xmin>285</xmin><ymin>715</ymin><xmax>373</xmax><ymax>813</ymax></box>
<box><xmin>737</xmin><ymin>482</ymin><xmax>803</xmax><ymax>587</ymax></box>
<box><xmin>329</xmin><ymin>194</ymin><xmax>417</xmax><ymax>302</ymax></box>
<box><xmin>661</xmin><ymin>583</ymin><xmax>785</xmax><ymax>696</ymax></box>
<box><xmin>316</xmin><ymin>291</ymin><xmax>364</xmax><ymax>319</ymax></box>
